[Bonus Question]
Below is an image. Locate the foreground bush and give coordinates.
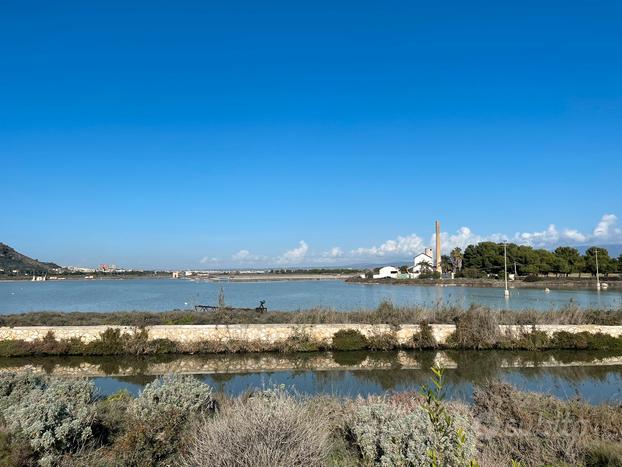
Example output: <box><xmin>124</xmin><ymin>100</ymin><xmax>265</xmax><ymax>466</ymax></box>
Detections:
<box><xmin>130</xmin><ymin>374</ymin><xmax>215</xmax><ymax>421</ymax></box>
<box><xmin>346</xmin><ymin>398</ymin><xmax>476</xmax><ymax>466</ymax></box>
<box><xmin>474</xmin><ymin>383</ymin><xmax>622</xmax><ymax>466</ymax></box>
<box><xmin>0</xmin><ymin>372</ymin><xmax>48</xmax><ymax>415</ymax></box>
<box><xmin>6</xmin><ymin>378</ymin><xmax>97</xmax><ymax>466</ymax></box>
<box><xmin>104</xmin><ymin>374</ymin><xmax>217</xmax><ymax>465</ymax></box>
<box><xmin>180</xmin><ymin>390</ymin><xmax>332</xmax><ymax>467</ymax></box>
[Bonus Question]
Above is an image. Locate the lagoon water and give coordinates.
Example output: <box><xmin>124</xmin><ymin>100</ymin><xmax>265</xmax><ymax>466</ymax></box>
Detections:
<box><xmin>2</xmin><ymin>350</ymin><xmax>621</xmax><ymax>404</ymax></box>
<box><xmin>1</xmin><ymin>279</ymin><xmax>621</xmax><ymax>313</ymax></box>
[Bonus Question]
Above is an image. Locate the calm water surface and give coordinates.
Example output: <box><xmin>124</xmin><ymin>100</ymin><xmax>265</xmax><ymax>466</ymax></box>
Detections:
<box><xmin>1</xmin><ymin>279</ymin><xmax>621</xmax><ymax>313</ymax></box>
<box><xmin>2</xmin><ymin>350</ymin><xmax>621</xmax><ymax>404</ymax></box>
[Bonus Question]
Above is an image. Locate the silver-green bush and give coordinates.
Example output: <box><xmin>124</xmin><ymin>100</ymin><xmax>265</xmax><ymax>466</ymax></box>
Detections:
<box><xmin>347</xmin><ymin>400</ymin><xmax>476</xmax><ymax>466</ymax></box>
<box><xmin>130</xmin><ymin>374</ymin><xmax>215</xmax><ymax>421</ymax></box>
<box><xmin>179</xmin><ymin>391</ymin><xmax>332</xmax><ymax>467</ymax></box>
<box><xmin>5</xmin><ymin>378</ymin><xmax>96</xmax><ymax>467</ymax></box>
<box><xmin>0</xmin><ymin>372</ymin><xmax>47</xmax><ymax>415</ymax></box>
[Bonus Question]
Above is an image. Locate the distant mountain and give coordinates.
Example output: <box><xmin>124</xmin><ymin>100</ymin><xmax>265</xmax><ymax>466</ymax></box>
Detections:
<box><xmin>0</xmin><ymin>243</ymin><xmax>62</xmax><ymax>273</ymax></box>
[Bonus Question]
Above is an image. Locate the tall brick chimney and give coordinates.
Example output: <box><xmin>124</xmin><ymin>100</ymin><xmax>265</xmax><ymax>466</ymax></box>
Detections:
<box><xmin>435</xmin><ymin>220</ymin><xmax>442</xmax><ymax>273</ymax></box>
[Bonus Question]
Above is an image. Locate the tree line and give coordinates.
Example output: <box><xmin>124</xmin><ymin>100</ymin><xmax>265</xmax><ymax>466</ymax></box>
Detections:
<box><xmin>443</xmin><ymin>242</ymin><xmax>622</xmax><ymax>278</ymax></box>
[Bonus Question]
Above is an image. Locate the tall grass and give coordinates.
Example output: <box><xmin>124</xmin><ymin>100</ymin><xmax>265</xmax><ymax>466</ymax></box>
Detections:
<box><xmin>1</xmin><ymin>302</ymin><xmax>621</xmax><ymax>326</ymax></box>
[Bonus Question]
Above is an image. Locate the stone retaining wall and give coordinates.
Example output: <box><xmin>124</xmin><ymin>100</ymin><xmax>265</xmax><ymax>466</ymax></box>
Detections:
<box><xmin>1</xmin><ymin>323</ymin><xmax>621</xmax><ymax>345</ymax></box>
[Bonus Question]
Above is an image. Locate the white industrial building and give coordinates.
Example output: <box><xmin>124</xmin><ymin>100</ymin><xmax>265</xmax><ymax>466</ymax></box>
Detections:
<box><xmin>373</xmin><ymin>266</ymin><xmax>400</xmax><ymax>279</ymax></box>
<box><xmin>394</xmin><ymin>248</ymin><xmax>435</xmax><ymax>278</ymax></box>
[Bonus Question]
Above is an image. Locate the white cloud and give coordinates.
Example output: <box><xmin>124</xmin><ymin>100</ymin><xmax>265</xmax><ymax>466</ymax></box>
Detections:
<box><xmin>436</xmin><ymin>227</ymin><xmax>508</xmax><ymax>253</ymax></box>
<box><xmin>200</xmin><ymin>256</ymin><xmax>219</xmax><ymax>264</ymax></box>
<box><xmin>324</xmin><ymin>247</ymin><xmax>343</xmax><ymax>258</ymax></box>
<box><xmin>277</xmin><ymin>240</ymin><xmax>309</xmax><ymax>264</ymax></box>
<box><xmin>513</xmin><ymin>224</ymin><xmax>559</xmax><ymax>246</ymax></box>
<box><xmin>512</xmin><ymin>214</ymin><xmax>621</xmax><ymax>247</ymax></box>
<box><xmin>199</xmin><ymin>214</ymin><xmax>620</xmax><ymax>267</ymax></box>
<box><xmin>349</xmin><ymin>213</ymin><xmax>621</xmax><ymax>261</ymax></box>
<box><xmin>561</xmin><ymin>229</ymin><xmax>587</xmax><ymax>243</ymax></box>
<box><xmin>351</xmin><ymin>234</ymin><xmax>423</xmax><ymax>257</ymax></box>
<box><xmin>232</xmin><ymin>249</ymin><xmax>251</xmax><ymax>260</ymax></box>
<box><xmin>593</xmin><ymin>214</ymin><xmax>619</xmax><ymax>238</ymax></box>
<box><xmin>231</xmin><ymin>249</ymin><xmax>267</xmax><ymax>263</ymax></box>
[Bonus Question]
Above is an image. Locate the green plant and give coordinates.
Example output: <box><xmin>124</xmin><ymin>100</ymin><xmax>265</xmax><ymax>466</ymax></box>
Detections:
<box><xmin>0</xmin><ymin>372</ymin><xmax>47</xmax><ymax>415</ymax></box>
<box><xmin>332</xmin><ymin>329</ymin><xmax>368</xmax><ymax>351</ymax></box>
<box><xmin>277</xmin><ymin>328</ymin><xmax>321</xmax><ymax>352</ymax></box>
<box><xmin>367</xmin><ymin>331</ymin><xmax>398</xmax><ymax>351</ymax></box>
<box><xmin>346</xmin><ymin>396</ymin><xmax>476</xmax><ymax>466</ymax></box>
<box><xmin>130</xmin><ymin>374</ymin><xmax>215</xmax><ymax>422</ymax></box>
<box><xmin>420</xmin><ymin>365</ymin><xmax>479</xmax><ymax>466</ymax></box>
<box><xmin>5</xmin><ymin>378</ymin><xmax>97</xmax><ymax>466</ymax></box>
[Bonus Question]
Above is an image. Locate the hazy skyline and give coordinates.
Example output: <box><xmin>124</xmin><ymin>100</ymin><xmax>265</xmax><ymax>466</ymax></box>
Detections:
<box><xmin>2</xmin><ymin>1</ymin><xmax>621</xmax><ymax>268</ymax></box>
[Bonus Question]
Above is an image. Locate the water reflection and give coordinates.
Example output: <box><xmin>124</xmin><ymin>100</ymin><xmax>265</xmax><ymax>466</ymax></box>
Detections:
<box><xmin>1</xmin><ymin>349</ymin><xmax>621</xmax><ymax>404</ymax></box>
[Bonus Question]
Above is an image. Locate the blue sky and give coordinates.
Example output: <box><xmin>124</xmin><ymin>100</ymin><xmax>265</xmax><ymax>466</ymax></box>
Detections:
<box><xmin>1</xmin><ymin>1</ymin><xmax>621</xmax><ymax>268</ymax></box>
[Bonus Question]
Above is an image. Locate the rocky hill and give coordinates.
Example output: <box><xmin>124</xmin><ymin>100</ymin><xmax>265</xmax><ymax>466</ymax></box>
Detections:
<box><xmin>0</xmin><ymin>243</ymin><xmax>62</xmax><ymax>273</ymax></box>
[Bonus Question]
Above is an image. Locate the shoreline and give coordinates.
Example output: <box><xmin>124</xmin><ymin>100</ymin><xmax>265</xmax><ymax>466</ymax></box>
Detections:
<box><xmin>346</xmin><ymin>276</ymin><xmax>622</xmax><ymax>290</ymax></box>
<box><xmin>3</xmin><ymin>274</ymin><xmax>621</xmax><ymax>290</ymax></box>
<box><xmin>0</xmin><ymin>274</ymin><xmax>351</xmax><ymax>283</ymax></box>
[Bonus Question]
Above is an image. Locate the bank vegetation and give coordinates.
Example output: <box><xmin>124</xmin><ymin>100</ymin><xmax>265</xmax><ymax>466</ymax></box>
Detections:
<box><xmin>2</xmin><ymin>302</ymin><xmax>622</xmax><ymax>327</ymax></box>
<box><xmin>1</xmin><ymin>307</ymin><xmax>621</xmax><ymax>358</ymax></box>
<box><xmin>0</xmin><ymin>370</ymin><xmax>621</xmax><ymax>467</ymax></box>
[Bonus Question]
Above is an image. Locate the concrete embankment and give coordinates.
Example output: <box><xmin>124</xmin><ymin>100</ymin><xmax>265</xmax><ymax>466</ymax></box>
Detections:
<box><xmin>1</xmin><ymin>323</ymin><xmax>622</xmax><ymax>346</ymax></box>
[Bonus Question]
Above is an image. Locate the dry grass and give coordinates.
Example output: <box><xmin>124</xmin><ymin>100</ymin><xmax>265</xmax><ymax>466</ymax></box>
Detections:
<box><xmin>449</xmin><ymin>308</ymin><xmax>501</xmax><ymax>350</ymax></box>
<box><xmin>2</xmin><ymin>303</ymin><xmax>621</xmax><ymax>327</ymax></box>
<box><xmin>473</xmin><ymin>383</ymin><xmax>622</xmax><ymax>466</ymax></box>
<box><xmin>178</xmin><ymin>391</ymin><xmax>333</xmax><ymax>467</ymax></box>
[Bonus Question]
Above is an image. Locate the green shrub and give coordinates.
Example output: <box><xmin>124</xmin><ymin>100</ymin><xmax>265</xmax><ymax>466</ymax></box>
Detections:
<box><xmin>106</xmin><ymin>375</ymin><xmax>216</xmax><ymax>466</ymax></box>
<box><xmin>0</xmin><ymin>372</ymin><xmax>47</xmax><ymax>415</ymax></box>
<box><xmin>179</xmin><ymin>390</ymin><xmax>332</xmax><ymax>467</ymax></box>
<box><xmin>130</xmin><ymin>374</ymin><xmax>215</xmax><ymax>422</ymax></box>
<box><xmin>346</xmin><ymin>400</ymin><xmax>475</xmax><ymax>466</ymax></box>
<box><xmin>584</xmin><ymin>332</ymin><xmax>622</xmax><ymax>351</ymax></box>
<box><xmin>501</xmin><ymin>328</ymin><xmax>551</xmax><ymax>350</ymax></box>
<box><xmin>551</xmin><ymin>331</ymin><xmax>589</xmax><ymax>349</ymax></box>
<box><xmin>367</xmin><ymin>331</ymin><xmax>398</xmax><ymax>351</ymax></box>
<box><xmin>84</xmin><ymin>328</ymin><xmax>126</xmax><ymax>355</ymax></box>
<box><xmin>461</xmin><ymin>268</ymin><xmax>486</xmax><ymax>279</ymax></box>
<box><xmin>5</xmin><ymin>378</ymin><xmax>97</xmax><ymax>466</ymax></box>
<box><xmin>277</xmin><ymin>328</ymin><xmax>321</xmax><ymax>352</ymax></box>
<box><xmin>332</xmin><ymin>329</ymin><xmax>368</xmax><ymax>351</ymax></box>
